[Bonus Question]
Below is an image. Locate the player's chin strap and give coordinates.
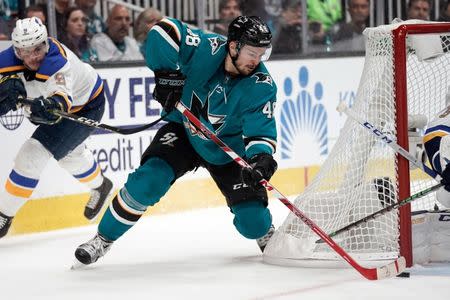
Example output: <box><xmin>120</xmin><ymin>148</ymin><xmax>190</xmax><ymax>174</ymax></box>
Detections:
<box><xmin>17</xmin><ymin>97</ymin><xmax>169</xmax><ymax>135</ymax></box>
<box><xmin>175</xmin><ymin>100</ymin><xmax>406</xmax><ymax>281</ymax></box>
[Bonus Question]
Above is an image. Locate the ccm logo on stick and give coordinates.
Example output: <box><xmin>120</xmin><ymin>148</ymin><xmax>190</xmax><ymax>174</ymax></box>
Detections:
<box><xmin>363</xmin><ymin>122</ymin><xmax>392</xmax><ymax>144</ymax></box>
<box><xmin>78</xmin><ymin>117</ymin><xmax>100</xmax><ymax>126</ymax></box>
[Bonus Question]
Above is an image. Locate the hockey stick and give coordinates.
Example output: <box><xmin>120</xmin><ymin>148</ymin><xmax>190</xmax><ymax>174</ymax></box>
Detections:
<box><xmin>175</xmin><ymin>101</ymin><xmax>406</xmax><ymax>280</ymax></box>
<box><xmin>316</xmin><ymin>182</ymin><xmax>443</xmax><ymax>243</ymax></box>
<box><xmin>336</xmin><ymin>102</ymin><xmax>440</xmax><ymax>180</ymax></box>
<box><xmin>18</xmin><ymin>97</ymin><xmax>167</xmax><ymax>135</ymax></box>
<box><xmin>315</xmin><ymin>103</ymin><xmax>443</xmax><ymax>242</ymax></box>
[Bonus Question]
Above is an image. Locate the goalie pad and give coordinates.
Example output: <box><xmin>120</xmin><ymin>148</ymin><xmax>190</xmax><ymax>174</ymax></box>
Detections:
<box><xmin>436</xmin><ymin>188</ymin><xmax>450</xmax><ymax>209</ymax></box>
<box><xmin>412</xmin><ymin>210</ymin><xmax>450</xmax><ymax>264</ymax></box>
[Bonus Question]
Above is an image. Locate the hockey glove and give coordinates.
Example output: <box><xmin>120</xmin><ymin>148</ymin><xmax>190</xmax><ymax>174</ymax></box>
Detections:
<box><xmin>0</xmin><ymin>75</ymin><xmax>26</xmax><ymax>116</ymax></box>
<box><xmin>153</xmin><ymin>70</ymin><xmax>186</xmax><ymax>112</ymax></box>
<box><xmin>29</xmin><ymin>96</ymin><xmax>63</xmax><ymax>125</ymax></box>
<box><xmin>241</xmin><ymin>153</ymin><xmax>278</xmax><ymax>189</ymax></box>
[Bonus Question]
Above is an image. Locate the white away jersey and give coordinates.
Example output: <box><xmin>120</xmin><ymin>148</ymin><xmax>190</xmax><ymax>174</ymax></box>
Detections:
<box><xmin>0</xmin><ymin>38</ymin><xmax>103</xmax><ymax>113</ymax></box>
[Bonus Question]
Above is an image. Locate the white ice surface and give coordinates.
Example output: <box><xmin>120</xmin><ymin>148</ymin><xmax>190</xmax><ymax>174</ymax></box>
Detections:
<box><xmin>1</xmin><ymin>199</ymin><xmax>449</xmax><ymax>300</ymax></box>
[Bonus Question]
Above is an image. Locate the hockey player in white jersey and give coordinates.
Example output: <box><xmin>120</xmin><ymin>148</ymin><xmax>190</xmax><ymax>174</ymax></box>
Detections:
<box><xmin>0</xmin><ymin>17</ymin><xmax>114</xmax><ymax>238</ymax></box>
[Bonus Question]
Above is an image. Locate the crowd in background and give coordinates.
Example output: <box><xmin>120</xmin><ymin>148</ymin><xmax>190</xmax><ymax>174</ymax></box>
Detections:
<box><xmin>1</xmin><ymin>0</ymin><xmax>450</xmax><ymax>63</ymax></box>
<box><xmin>0</xmin><ymin>0</ymin><xmax>163</xmax><ymax>62</ymax></box>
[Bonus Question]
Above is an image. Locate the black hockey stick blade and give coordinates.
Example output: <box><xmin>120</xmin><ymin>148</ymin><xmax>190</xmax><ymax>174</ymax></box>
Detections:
<box><xmin>315</xmin><ymin>182</ymin><xmax>443</xmax><ymax>243</ymax></box>
<box><xmin>18</xmin><ymin>97</ymin><xmax>166</xmax><ymax>135</ymax></box>
<box><xmin>53</xmin><ymin>110</ymin><xmax>166</xmax><ymax>135</ymax></box>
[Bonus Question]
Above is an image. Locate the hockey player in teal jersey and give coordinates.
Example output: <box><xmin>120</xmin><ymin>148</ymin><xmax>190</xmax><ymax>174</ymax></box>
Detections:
<box><xmin>74</xmin><ymin>16</ymin><xmax>278</xmax><ymax>265</ymax></box>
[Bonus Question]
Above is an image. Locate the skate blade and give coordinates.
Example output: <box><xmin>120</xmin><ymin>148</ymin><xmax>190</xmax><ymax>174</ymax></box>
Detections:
<box><xmin>70</xmin><ymin>258</ymin><xmax>86</xmax><ymax>270</ymax></box>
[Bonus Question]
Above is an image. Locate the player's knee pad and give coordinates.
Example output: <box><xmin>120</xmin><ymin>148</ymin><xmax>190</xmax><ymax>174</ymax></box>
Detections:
<box><xmin>436</xmin><ymin>187</ymin><xmax>450</xmax><ymax>209</ymax></box>
<box><xmin>124</xmin><ymin>157</ymin><xmax>175</xmax><ymax>207</ymax></box>
<box><xmin>231</xmin><ymin>200</ymin><xmax>272</xmax><ymax>239</ymax></box>
<box><xmin>13</xmin><ymin>138</ymin><xmax>52</xmax><ymax>179</ymax></box>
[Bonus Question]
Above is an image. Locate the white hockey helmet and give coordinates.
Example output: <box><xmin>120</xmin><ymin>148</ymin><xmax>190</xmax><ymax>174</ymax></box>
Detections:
<box><xmin>11</xmin><ymin>17</ymin><xmax>49</xmax><ymax>55</ymax></box>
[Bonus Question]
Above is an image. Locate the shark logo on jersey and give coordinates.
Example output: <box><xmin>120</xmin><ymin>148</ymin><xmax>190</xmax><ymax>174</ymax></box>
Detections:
<box><xmin>252</xmin><ymin>72</ymin><xmax>273</xmax><ymax>86</ymax></box>
<box><xmin>184</xmin><ymin>92</ymin><xmax>226</xmax><ymax>139</ymax></box>
<box><xmin>208</xmin><ymin>37</ymin><xmax>227</xmax><ymax>55</ymax></box>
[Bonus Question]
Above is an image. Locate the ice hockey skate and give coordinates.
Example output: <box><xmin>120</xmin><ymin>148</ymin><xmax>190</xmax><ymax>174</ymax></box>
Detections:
<box><xmin>0</xmin><ymin>211</ymin><xmax>13</xmax><ymax>238</ymax></box>
<box><xmin>84</xmin><ymin>177</ymin><xmax>114</xmax><ymax>221</ymax></box>
<box><xmin>73</xmin><ymin>233</ymin><xmax>113</xmax><ymax>268</ymax></box>
<box><xmin>256</xmin><ymin>224</ymin><xmax>275</xmax><ymax>253</ymax></box>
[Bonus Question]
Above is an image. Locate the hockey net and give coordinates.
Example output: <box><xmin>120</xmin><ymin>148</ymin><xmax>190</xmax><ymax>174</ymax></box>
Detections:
<box><xmin>264</xmin><ymin>20</ymin><xmax>450</xmax><ymax>268</ymax></box>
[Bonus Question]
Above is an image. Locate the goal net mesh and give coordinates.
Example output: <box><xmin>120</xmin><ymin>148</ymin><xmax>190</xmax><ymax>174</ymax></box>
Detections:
<box><xmin>264</xmin><ymin>21</ymin><xmax>450</xmax><ymax>266</ymax></box>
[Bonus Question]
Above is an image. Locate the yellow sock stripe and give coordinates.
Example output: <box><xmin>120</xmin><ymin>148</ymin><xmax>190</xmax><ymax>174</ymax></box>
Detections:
<box><xmin>77</xmin><ymin>165</ymin><xmax>101</xmax><ymax>183</ymax></box>
<box><xmin>5</xmin><ymin>179</ymin><xmax>33</xmax><ymax>198</ymax></box>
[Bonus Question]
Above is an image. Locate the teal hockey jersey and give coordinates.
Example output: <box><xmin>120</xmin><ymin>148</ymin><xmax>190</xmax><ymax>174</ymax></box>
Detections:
<box><xmin>146</xmin><ymin>18</ymin><xmax>277</xmax><ymax>165</ymax></box>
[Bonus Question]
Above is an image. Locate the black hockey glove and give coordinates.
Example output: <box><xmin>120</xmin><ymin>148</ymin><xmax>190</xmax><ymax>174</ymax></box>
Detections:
<box><xmin>29</xmin><ymin>96</ymin><xmax>63</xmax><ymax>125</ymax></box>
<box><xmin>0</xmin><ymin>75</ymin><xmax>26</xmax><ymax>116</ymax></box>
<box><xmin>153</xmin><ymin>70</ymin><xmax>186</xmax><ymax>112</ymax></box>
<box><xmin>241</xmin><ymin>153</ymin><xmax>278</xmax><ymax>189</ymax></box>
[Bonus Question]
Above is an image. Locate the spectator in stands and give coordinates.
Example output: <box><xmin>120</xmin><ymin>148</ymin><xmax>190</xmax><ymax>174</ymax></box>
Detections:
<box><xmin>213</xmin><ymin>0</ymin><xmax>242</xmax><ymax>36</ymax></box>
<box><xmin>438</xmin><ymin>0</ymin><xmax>450</xmax><ymax>21</ymax></box>
<box><xmin>0</xmin><ymin>0</ymin><xmax>16</xmax><ymax>40</ymax></box>
<box><xmin>244</xmin><ymin>0</ymin><xmax>287</xmax><ymax>35</ymax></box>
<box><xmin>25</xmin><ymin>5</ymin><xmax>46</xmax><ymax>24</ymax></box>
<box><xmin>60</xmin><ymin>7</ymin><xmax>98</xmax><ymax>62</ymax></box>
<box><xmin>55</xmin><ymin>0</ymin><xmax>71</xmax><ymax>37</ymax></box>
<box><xmin>307</xmin><ymin>0</ymin><xmax>342</xmax><ymax>44</ymax></box>
<box><xmin>90</xmin><ymin>4</ymin><xmax>143</xmax><ymax>61</ymax></box>
<box><xmin>1</xmin><ymin>0</ymin><xmax>18</xmax><ymax>20</ymax></box>
<box><xmin>332</xmin><ymin>0</ymin><xmax>369</xmax><ymax>52</ymax></box>
<box><xmin>407</xmin><ymin>0</ymin><xmax>431</xmax><ymax>20</ymax></box>
<box><xmin>134</xmin><ymin>7</ymin><xmax>163</xmax><ymax>58</ymax></box>
<box><xmin>0</xmin><ymin>18</ymin><xmax>11</xmax><ymax>40</ymax></box>
<box><xmin>272</xmin><ymin>0</ymin><xmax>302</xmax><ymax>55</ymax></box>
<box><xmin>241</xmin><ymin>0</ymin><xmax>274</xmax><ymax>31</ymax></box>
<box><xmin>75</xmin><ymin>0</ymin><xmax>106</xmax><ymax>34</ymax></box>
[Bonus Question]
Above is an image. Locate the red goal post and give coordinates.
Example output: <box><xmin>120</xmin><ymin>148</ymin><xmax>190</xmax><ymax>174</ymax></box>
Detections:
<box><xmin>394</xmin><ymin>22</ymin><xmax>450</xmax><ymax>267</ymax></box>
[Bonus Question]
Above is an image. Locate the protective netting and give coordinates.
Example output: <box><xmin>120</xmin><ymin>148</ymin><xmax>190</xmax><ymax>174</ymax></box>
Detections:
<box><xmin>265</xmin><ymin>21</ymin><xmax>450</xmax><ymax>267</ymax></box>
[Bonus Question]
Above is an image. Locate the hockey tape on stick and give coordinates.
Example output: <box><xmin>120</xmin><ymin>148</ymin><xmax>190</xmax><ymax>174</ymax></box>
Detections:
<box><xmin>18</xmin><ymin>97</ymin><xmax>167</xmax><ymax>135</ymax></box>
<box><xmin>316</xmin><ymin>182</ymin><xmax>443</xmax><ymax>243</ymax></box>
<box><xmin>337</xmin><ymin>102</ymin><xmax>440</xmax><ymax>181</ymax></box>
<box><xmin>176</xmin><ymin>101</ymin><xmax>406</xmax><ymax>280</ymax></box>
